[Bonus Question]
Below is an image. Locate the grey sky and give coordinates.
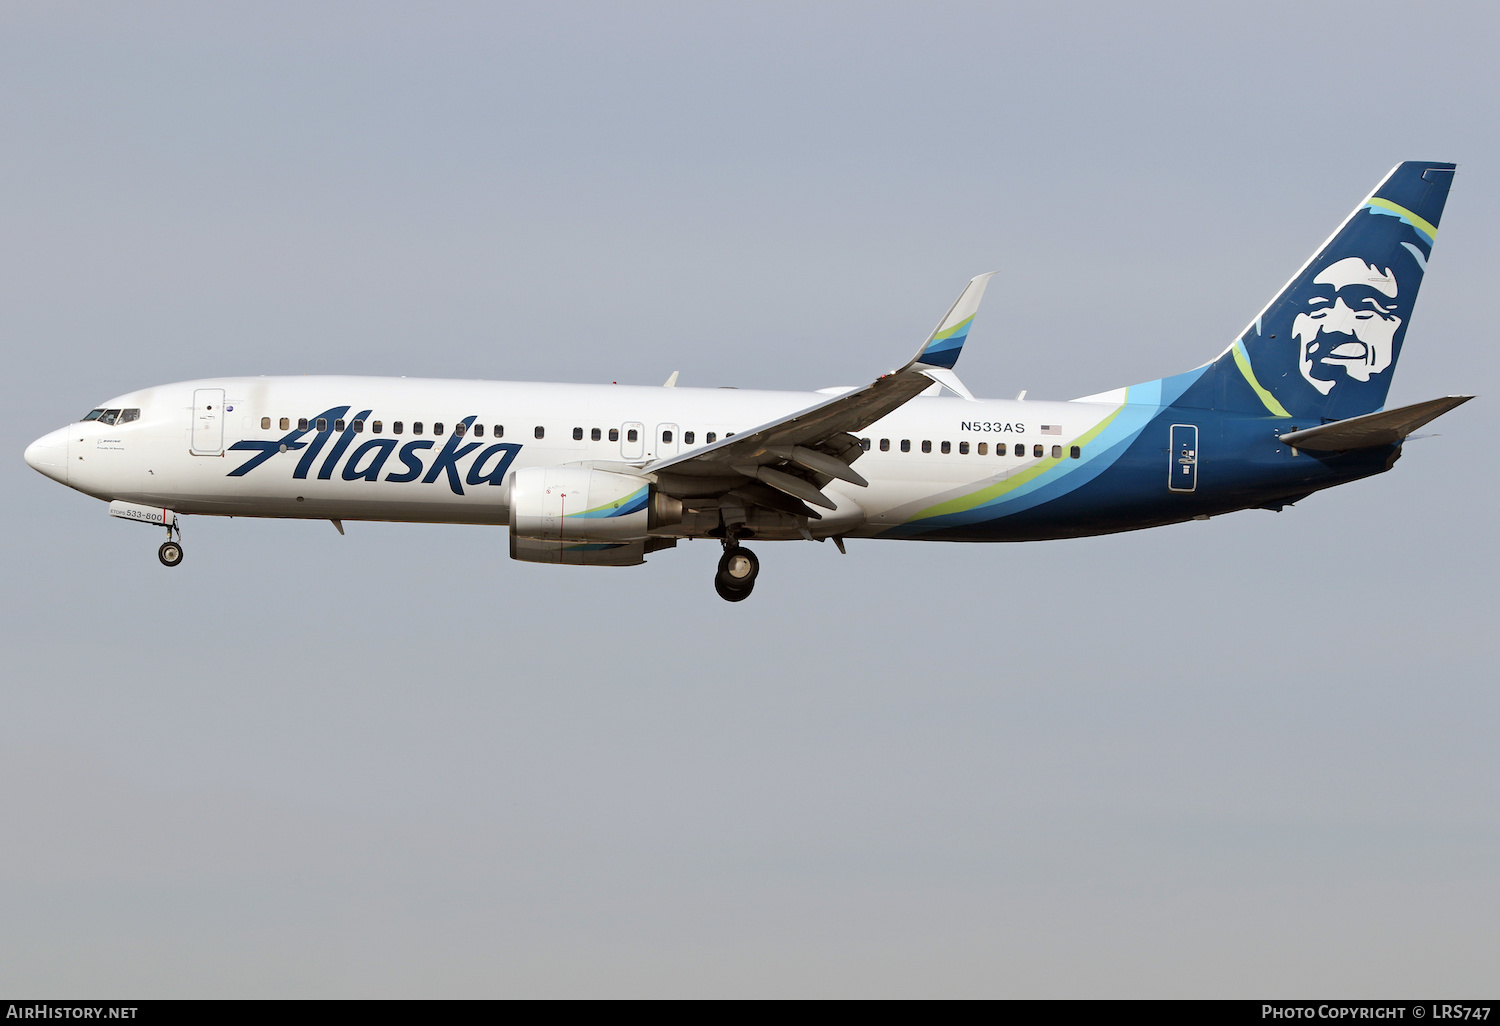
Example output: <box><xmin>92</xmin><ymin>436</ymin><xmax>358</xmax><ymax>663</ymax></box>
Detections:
<box><xmin>2</xmin><ymin>1</ymin><xmax>1496</xmax><ymax>997</ymax></box>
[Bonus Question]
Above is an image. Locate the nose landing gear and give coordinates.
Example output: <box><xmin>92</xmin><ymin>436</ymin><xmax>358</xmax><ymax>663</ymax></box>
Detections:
<box><xmin>714</xmin><ymin>543</ymin><xmax>759</xmax><ymax>602</ymax></box>
<box><xmin>157</xmin><ymin>519</ymin><xmax>183</xmax><ymax>568</ymax></box>
<box><xmin>158</xmin><ymin>541</ymin><xmax>183</xmax><ymax>567</ymax></box>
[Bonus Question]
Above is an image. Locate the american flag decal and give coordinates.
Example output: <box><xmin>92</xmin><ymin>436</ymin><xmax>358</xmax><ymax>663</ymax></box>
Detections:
<box><xmin>1041</xmin><ymin>424</ymin><xmax>1062</xmax><ymax>435</ymax></box>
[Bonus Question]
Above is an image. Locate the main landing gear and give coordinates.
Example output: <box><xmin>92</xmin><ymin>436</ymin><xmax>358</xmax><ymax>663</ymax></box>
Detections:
<box><xmin>158</xmin><ymin>521</ymin><xmax>183</xmax><ymax>567</ymax></box>
<box><xmin>714</xmin><ymin>542</ymin><xmax>759</xmax><ymax>602</ymax></box>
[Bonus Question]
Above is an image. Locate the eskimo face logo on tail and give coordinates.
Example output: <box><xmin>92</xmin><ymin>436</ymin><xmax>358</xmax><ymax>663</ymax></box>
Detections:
<box><xmin>1294</xmin><ymin>257</ymin><xmax>1401</xmax><ymax>394</ymax></box>
<box><xmin>1244</xmin><ymin>202</ymin><xmax>1433</xmax><ymax>422</ymax></box>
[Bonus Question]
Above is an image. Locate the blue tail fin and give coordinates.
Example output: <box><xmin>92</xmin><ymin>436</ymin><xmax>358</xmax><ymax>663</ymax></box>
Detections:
<box><xmin>1210</xmin><ymin>161</ymin><xmax>1455</xmax><ymax>421</ymax></box>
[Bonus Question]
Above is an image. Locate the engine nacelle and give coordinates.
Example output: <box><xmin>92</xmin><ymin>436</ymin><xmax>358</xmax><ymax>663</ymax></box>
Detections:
<box><xmin>510</xmin><ymin>536</ymin><xmax>649</xmax><ymax>566</ymax></box>
<box><xmin>508</xmin><ymin>466</ymin><xmax>681</xmax><ymax>565</ymax></box>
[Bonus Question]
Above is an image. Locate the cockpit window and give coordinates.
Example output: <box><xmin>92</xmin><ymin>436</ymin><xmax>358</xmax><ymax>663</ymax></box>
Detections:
<box><xmin>81</xmin><ymin>409</ymin><xmax>104</xmax><ymax>422</ymax></box>
<box><xmin>118</xmin><ymin>408</ymin><xmax>140</xmax><ymax>424</ymax></box>
<box><xmin>97</xmin><ymin>409</ymin><xmax>121</xmax><ymax>426</ymax></box>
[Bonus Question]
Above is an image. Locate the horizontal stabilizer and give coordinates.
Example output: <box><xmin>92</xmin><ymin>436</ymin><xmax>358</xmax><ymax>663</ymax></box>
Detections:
<box><xmin>1279</xmin><ymin>395</ymin><xmax>1473</xmax><ymax>451</ymax></box>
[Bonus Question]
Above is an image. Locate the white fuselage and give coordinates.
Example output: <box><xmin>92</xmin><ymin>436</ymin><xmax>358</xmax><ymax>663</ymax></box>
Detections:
<box><xmin>27</xmin><ymin>375</ymin><xmax>1108</xmax><ymax>540</ymax></box>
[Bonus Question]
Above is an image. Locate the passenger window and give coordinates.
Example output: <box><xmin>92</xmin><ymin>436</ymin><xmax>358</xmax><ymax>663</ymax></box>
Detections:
<box><xmin>1014</xmin><ymin>444</ymin><xmax>1024</xmax><ymax>457</ymax></box>
<box><xmin>609</xmin><ymin>428</ymin><xmax>619</xmax><ymax>442</ymax></box>
<box><xmin>685</xmin><ymin>431</ymin><xmax>695</xmax><ymax>445</ymax></box>
<box><xmin>352</xmin><ymin>420</ymin><xmax>364</xmax><ymax>433</ymax></box>
<box><xmin>120</xmin><ymin>409</ymin><xmax>140</xmax><ymax>423</ymax></box>
<box><xmin>662</xmin><ymin>430</ymin><xmax>673</xmax><ymax>444</ymax></box>
<box><xmin>393</xmin><ymin>421</ymin><xmax>404</xmax><ymax>435</ymax></box>
<box><xmin>373</xmin><ymin>421</ymin><xmax>383</xmax><ymax>434</ymax></box>
<box><xmin>726</xmin><ymin>432</ymin><xmax>735</xmax><ymax>438</ymax></box>
<box><xmin>335</xmin><ymin>419</ymin><xmax>345</xmax><ymax>432</ymax></box>
<box><xmin>592</xmin><ymin>428</ymin><xmax>602</xmax><ymax>441</ymax></box>
<box><xmin>280</xmin><ymin>418</ymin><xmax>290</xmax><ymax>431</ymax></box>
<box><xmin>412</xmin><ymin>421</ymin><xmax>423</xmax><ymax>434</ymax></box>
<box><xmin>879</xmin><ymin>439</ymin><xmax>890</xmax><ymax>451</ymax></box>
<box><xmin>261</xmin><ymin>417</ymin><xmax>271</xmax><ymax>430</ymax></box>
<box><xmin>921</xmin><ymin>441</ymin><xmax>932</xmax><ymax>453</ymax></box>
<box><xmin>493</xmin><ymin>425</ymin><xmax>503</xmax><ymax>438</ymax></box>
<box><xmin>627</xmin><ymin>428</ymin><xmax>638</xmax><ymax>442</ymax></box>
<box><xmin>534</xmin><ymin>426</ymin><xmax>544</xmax><ymax>439</ymax></box>
<box><xmin>433</xmin><ymin>423</ymin><xmax>444</xmax><ymax>436</ymax></box>
<box><xmin>940</xmin><ymin>441</ymin><xmax>951</xmax><ymax>454</ymax></box>
<box><xmin>454</xmin><ymin>422</ymin><xmax>465</xmax><ymax>436</ymax></box>
<box><xmin>977</xmin><ymin>442</ymin><xmax>988</xmax><ymax>455</ymax></box>
<box><xmin>299</xmin><ymin>418</ymin><xmax>309</xmax><ymax>431</ymax></box>
<box><xmin>316</xmin><ymin>418</ymin><xmax>328</xmax><ymax>432</ymax></box>
<box><xmin>82</xmin><ymin>409</ymin><xmax>104</xmax><ymax>422</ymax></box>
<box><xmin>958</xmin><ymin>441</ymin><xmax>968</xmax><ymax>454</ymax></box>
<box><xmin>573</xmin><ymin>427</ymin><xmax>583</xmax><ymax>441</ymax></box>
<box><xmin>900</xmin><ymin>440</ymin><xmax>911</xmax><ymax>453</ymax></box>
<box><xmin>1070</xmin><ymin>445</ymin><xmax>1081</xmax><ymax>459</ymax></box>
<box><xmin>858</xmin><ymin>437</ymin><xmax>869</xmax><ymax>451</ymax></box>
<box><xmin>1051</xmin><ymin>445</ymin><xmax>1062</xmax><ymax>458</ymax></box>
<box><xmin>99</xmin><ymin>410</ymin><xmax>119</xmax><ymax>425</ymax></box>
<box><xmin>706</xmin><ymin>432</ymin><xmax>716</xmax><ymax>443</ymax></box>
<box><xmin>473</xmin><ymin>423</ymin><xmax>483</xmax><ymax>437</ymax></box>
<box><xmin>1033</xmin><ymin>444</ymin><xmax>1044</xmax><ymax>458</ymax></box>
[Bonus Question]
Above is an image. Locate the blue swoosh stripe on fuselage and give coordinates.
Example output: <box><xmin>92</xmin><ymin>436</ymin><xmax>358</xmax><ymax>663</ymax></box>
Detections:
<box><xmin>880</xmin><ymin>368</ymin><xmax>1206</xmax><ymax>537</ymax></box>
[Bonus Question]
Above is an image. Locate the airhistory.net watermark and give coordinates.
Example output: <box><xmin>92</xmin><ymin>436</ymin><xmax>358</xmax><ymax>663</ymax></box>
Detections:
<box><xmin>5</xmin><ymin>1007</ymin><xmax>137</xmax><ymax>1020</ymax></box>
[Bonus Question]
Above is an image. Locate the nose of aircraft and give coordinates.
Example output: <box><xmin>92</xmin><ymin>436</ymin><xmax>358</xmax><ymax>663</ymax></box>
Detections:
<box><xmin>24</xmin><ymin>427</ymin><xmax>69</xmax><ymax>485</ymax></box>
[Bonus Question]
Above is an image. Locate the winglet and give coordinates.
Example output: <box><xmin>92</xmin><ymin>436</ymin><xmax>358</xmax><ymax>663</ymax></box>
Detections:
<box><xmin>908</xmin><ymin>272</ymin><xmax>997</xmax><ymax>371</ymax></box>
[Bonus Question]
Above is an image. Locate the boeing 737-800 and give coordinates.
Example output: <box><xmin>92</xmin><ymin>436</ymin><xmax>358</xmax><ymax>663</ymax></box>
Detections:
<box><xmin>24</xmin><ymin>162</ymin><xmax>1472</xmax><ymax>601</ymax></box>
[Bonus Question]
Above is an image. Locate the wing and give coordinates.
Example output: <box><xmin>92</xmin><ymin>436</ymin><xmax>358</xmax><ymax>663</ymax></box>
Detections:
<box><xmin>643</xmin><ymin>272</ymin><xmax>996</xmax><ymax>519</ymax></box>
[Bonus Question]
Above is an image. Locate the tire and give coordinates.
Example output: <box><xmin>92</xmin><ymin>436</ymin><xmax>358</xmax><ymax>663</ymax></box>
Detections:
<box><xmin>714</xmin><ymin>574</ymin><xmax>753</xmax><ymax>602</ymax></box>
<box><xmin>158</xmin><ymin>541</ymin><xmax>184</xmax><ymax>567</ymax></box>
<box><xmin>716</xmin><ymin>547</ymin><xmax>759</xmax><ymax>584</ymax></box>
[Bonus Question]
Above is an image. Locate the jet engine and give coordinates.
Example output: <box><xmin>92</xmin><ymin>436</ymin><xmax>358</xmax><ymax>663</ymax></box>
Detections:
<box><xmin>508</xmin><ymin>466</ymin><xmax>680</xmax><ymax>565</ymax></box>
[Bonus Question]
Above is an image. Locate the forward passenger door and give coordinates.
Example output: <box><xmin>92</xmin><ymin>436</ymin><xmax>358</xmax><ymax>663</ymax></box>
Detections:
<box><xmin>191</xmin><ymin>388</ymin><xmax>225</xmax><ymax>455</ymax></box>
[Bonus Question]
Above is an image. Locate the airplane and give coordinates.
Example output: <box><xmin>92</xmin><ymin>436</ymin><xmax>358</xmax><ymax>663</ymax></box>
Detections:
<box><xmin>24</xmin><ymin>161</ymin><xmax>1473</xmax><ymax>602</ymax></box>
